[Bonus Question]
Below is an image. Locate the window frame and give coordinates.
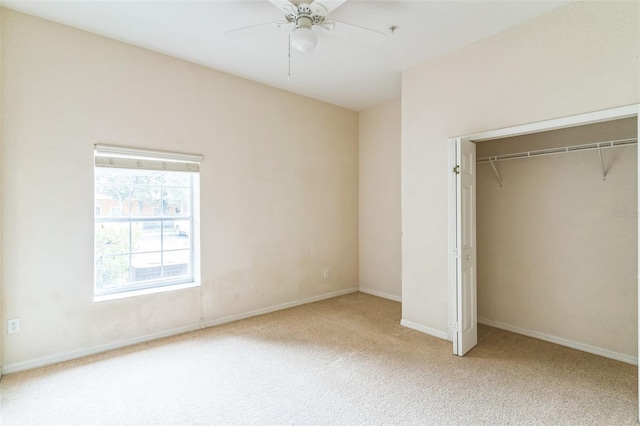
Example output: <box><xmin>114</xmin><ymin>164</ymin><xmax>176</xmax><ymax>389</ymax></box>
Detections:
<box><xmin>93</xmin><ymin>144</ymin><xmax>203</xmax><ymax>300</ymax></box>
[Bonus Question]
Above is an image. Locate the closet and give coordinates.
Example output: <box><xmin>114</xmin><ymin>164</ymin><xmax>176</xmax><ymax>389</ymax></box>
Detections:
<box><xmin>475</xmin><ymin>117</ymin><xmax>638</xmax><ymax>361</ymax></box>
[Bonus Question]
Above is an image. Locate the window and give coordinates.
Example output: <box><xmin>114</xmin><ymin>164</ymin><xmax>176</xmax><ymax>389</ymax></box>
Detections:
<box><xmin>94</xmin><ymin>145</ymin><xmax>202</xmax><ymax>299</ymax></box>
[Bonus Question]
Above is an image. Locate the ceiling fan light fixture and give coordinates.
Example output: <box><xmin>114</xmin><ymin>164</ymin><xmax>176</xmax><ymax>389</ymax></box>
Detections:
<box><xmin>291</xmin><ymin>27</ymin><xmax>317</xmax><ymax>52</ymax></box>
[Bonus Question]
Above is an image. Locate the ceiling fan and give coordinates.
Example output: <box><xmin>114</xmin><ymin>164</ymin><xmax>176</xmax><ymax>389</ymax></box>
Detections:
<box><xmin>226</xmin><ymin>0</ymin><xmax>387</xmax><ymax>53</ymax></box>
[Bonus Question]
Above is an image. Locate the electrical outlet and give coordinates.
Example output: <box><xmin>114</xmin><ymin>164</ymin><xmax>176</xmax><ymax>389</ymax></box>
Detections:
<box><xmin>8</xmin><ymin>319</ymin><xmax>20</xmax><ymax>334</ymax></box>
<box><xmin>323</xmin><ymin>269</ymin><xmax>330</xmax><ymax>279</ymax></box>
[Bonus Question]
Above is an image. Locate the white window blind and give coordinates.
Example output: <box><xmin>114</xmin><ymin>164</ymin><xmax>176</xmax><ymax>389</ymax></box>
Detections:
<box><xmin>94</xmin><ymin>144</ymin><xmax>203</xmax><ymax>172</ymax></box>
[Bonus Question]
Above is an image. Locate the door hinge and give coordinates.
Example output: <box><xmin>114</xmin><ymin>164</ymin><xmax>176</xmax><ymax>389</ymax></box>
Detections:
<box><xmin>453</xmin><ymin>165</ymin><xmax>460</xmax><ymax>175</ymax></box>
<box><xmin>453</xmin><ymin>322</ymin><xmax>461</xmax><ymax>332</ymax></box>
<box><xmin>454</xmin><ymin>249</ymin><xmax>460</xmax><ymax>258</ymax></box>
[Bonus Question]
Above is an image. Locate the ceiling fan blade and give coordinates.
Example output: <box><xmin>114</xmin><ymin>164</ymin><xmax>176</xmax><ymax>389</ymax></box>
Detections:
<box><xmin>311</xmin><ymin>0</ymin><xmax>347</xmax><ymax>16</ymax></box>
<box><xmin>268</xmin><ymin>0</ymin><xmax>297</xmax><ymax>18</ymax></box>
<box><xmin>224</xmin><ymin>21</ymin><xmax>293</xmax><ymax>43</ymax></box>
<box><xmin>315</xmin><ymin>21</ymin><xmax>335</xmax><ymax>31</ymax></box>
<box><xmin>224</xmin><ymin>21</ymin><xmax>290</xmax><ymax>35</ymax></box>
<box><xmin>321</xmin><ymin>20</ymin><xmax>386</xmax><ymax>46</ymax></box>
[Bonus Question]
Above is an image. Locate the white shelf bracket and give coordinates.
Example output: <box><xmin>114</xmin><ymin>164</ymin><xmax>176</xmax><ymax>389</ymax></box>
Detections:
<box><xmin>598</xmin><ymin>144</ymin><xmax>607</xmax><ymax>180</ymax></box>
<box><xmin>488</xmin><ymin>157</ymin><xmax>503</xmax><ymax>187</ymax></box>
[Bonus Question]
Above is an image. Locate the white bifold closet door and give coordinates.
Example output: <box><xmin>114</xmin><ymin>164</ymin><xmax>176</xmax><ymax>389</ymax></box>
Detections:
<box><xmin>454</xmin><ymin>137</ymin><xmax>478</xmax><ymax>356</ymax></box>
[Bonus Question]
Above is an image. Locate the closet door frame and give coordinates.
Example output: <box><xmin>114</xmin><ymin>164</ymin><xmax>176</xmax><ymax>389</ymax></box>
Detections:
<box><xmin>447</xmin><ymin>104</ymin><xmax>640</xmax><ymax>362</ymax></box>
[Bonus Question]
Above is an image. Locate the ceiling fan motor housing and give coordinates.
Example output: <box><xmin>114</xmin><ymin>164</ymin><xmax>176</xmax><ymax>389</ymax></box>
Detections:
<box><xmin>285</xmin><ymin>3</ymin><xmax>327</xmax><ymax>26</ymax></box>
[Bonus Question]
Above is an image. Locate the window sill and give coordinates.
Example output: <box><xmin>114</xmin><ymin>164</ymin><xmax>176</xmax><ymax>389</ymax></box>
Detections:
<box><xmin>93</xmin><ymin>281</ymin><xmax>200</xmax><ymax>303</ymax></box>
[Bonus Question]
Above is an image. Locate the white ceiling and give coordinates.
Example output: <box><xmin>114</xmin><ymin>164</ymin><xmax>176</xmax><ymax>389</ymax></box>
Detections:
<box><xmin>2</xmin><ymin>0</ymin><xmax>567</xmax><ymax>111</ymax></box>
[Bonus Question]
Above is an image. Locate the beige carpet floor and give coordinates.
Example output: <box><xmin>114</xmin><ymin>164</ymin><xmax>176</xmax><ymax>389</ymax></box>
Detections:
<box><xmin>0</xmin><ymin>292</ymin><xmax>637</xmax><ymax>425</ymax></box>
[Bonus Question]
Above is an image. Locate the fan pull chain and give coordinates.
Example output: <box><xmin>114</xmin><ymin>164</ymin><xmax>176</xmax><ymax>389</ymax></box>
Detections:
<box><xmin>288</xmin><ymin>33</ymin><xmax>292</xmax><ymax>80</ymax></box>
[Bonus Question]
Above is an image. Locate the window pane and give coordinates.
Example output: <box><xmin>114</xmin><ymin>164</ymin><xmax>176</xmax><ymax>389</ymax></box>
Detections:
<box><xmin>96</xmin><ymin>222</ymin><xmax>130</xmax><ymax>256</ymax></box>
<box><xmin>131</xmin><ymin>252</ymin><xmax>162</xmax><ymax>283</ymax></box>
<box><xmin>163</xmin><ymin>172</ymin><xmax>190</xmax><ymax>187</ymax></box>
<box><xmin>162</xmin><ymin>187</ymin><xmax>190</xmax><ymax>216</ymax></box>
<box><xmin>95</xmin><ymin>255</ymin><xmax>130</xmax><ymax>291</ymax></box>
<box><xmin>164</xmin><ymin>219</ymin><xmax>191</xmax><ymax>250</ymax></box>
<box><xmin>96</xmin><ymin>184</ymin><xmax>131</xmax><ymax>218</ymax></box>
<box><xmin>132</xmin><ymin>221</ymin><xmax>161</xmax><ymax>253</ymax></box>
<box><xmin>163</xmin><ymin>250</ymin><xmax>190</xmax><ymax>280</ymax></box>
<box><xmin>95</xmin><ymin>168</ymin><xmax>131</xmax><ymax>185</ymax></box>
<box><xmin>130</xmin><ymin>185</ymin><xmax>161</xmax><ymax>217</ymax></box>
<box><xmin>132</xmin><ymin>169</ymin><xmax>163</xmax><ymax>186</ymax></box>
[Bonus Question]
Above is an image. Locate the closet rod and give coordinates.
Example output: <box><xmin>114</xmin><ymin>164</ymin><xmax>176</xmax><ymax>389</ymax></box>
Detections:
<box><xmin>477</xmin><ymin>137</ymin><xmax>637</xmax><ymax>164</ymax></box>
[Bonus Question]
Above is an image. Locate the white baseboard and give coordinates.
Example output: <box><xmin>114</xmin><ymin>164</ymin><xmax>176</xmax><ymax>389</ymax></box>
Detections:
<box><xmin>401</xmin><ymin>319</ymin><xmax>449</xmax><ymax>341</ymax></box>
<box><xmin>479</xmin><ymin>317</ymin><xmax>638</xmax><ymax>366</ymax></box>
<box><xmin>358</xmin><ymin>287</ymin><xmax>401</xmax><ymax>302</ymax></box>
<box><xmin>1</xmin><ymin>323</ymin><xmax>201</xmax><ymax>375</ymax></box>
<box><xmin>203</xmin><ymin>287</ymin><xmax>359</xmax><ymax>328</ymax></box>
<box><xmin>1</xmin><ymin>287</ymin><xmax>359</xmax><ymax>375</ymax></box>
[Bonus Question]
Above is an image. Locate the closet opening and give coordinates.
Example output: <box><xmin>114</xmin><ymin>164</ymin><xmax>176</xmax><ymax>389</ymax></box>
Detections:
<box><xmin>448</xmin><ymin>105</ymin><xmax>640</xmax><ymax>362</ymax></box>
<box><xmin>477</xmin><ymin>117</ymin><xmax>637</xmax><ymax>363</ymax></box>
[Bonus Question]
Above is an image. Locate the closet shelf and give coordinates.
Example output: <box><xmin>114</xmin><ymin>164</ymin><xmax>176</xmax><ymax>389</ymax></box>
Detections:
<box><xmin>477</xmin><ymin>138</ymin><xmax>637</xmax><ymax>164</ymax></box>
<box><xmin>478</xmin><ymin>137</ymin><xmax>637</xmax><ymax>184</ymax></box>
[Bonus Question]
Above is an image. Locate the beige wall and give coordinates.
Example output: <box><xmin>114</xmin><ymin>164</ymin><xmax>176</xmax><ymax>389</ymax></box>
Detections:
<box><xmin>1</xmin><ymin>9</ymin><xmax>358</xmax><ymax>369</ymax></box>
<box><xmin>477</xmin><ymin>119</ymin><xmax>638</xmax><ymax>357</ymax></box>
<box><xmin>402</xmin><ymin>2</ymin><xmax>640</xmax><ymax>338</ymax></box>
<box><xmin>0</xmin><ymin>6</ymin><xmax>3</xmax><ymax>374</ymax></box>
<box><xmin>359</xmin><ymin>99</ymin><xmax>401</xmax><ymax>301</ymax></box>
